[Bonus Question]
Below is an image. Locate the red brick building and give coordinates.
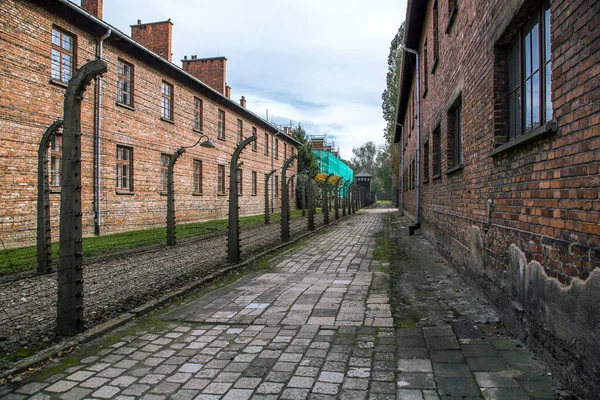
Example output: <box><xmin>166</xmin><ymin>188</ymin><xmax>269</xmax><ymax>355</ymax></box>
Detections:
<box><xmin>395</xmin><ymin>0</ymin><xmax>599</xmax><ymax>396</ymax></box>
<box><xmin>0</xmin><ymin>0</ymin><xmax>299</xmax><ymax>248</ymax></box>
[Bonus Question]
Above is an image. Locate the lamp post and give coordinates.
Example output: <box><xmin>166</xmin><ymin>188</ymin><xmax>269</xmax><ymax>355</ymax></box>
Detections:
<box><xmin>167</xmin><ymin>133</ymin><xmax>215</xmax><ymax>246</ymax></box>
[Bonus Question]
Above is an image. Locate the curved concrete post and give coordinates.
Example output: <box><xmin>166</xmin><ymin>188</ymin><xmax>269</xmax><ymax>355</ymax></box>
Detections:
<box><xmin>323</xmin><ymin>173</ymin><xmax>334</xmax><ymax>225</ymax></box>
<box><xmin>281</xmin><ymin>154</ymin><xmax>298</xmax><ymax>242</ymax></box>
<box><xmin>307</xmin><ymin>178</ymin><xmax>315</xmax><ymax>231</ymax></box>
<box><xmin>57</xmin><ymin>59</ymin><xmax>107</xmax><ymax>337</ymax></box>
<box><xmin>228</xmin><ymin>135</ymin><xmax>257</xmax><ymax>263</ymax></box>
<box><xmin>166</xmin><ymin>147</ymin><xmax>186</xmax><ymax>246</ymax></box>
<box><xmin>334</xmin><ymin>179</ymin><xmax>342</xmax><ymax>220</ymax></box>
<box><xmin>37</xmin><ymin>119</ymin><xmax>63</xmax><ymax>275</ymax></box>
<box><xmin>264</xmin><ymin>169</ymin><xmax>276</xmax><ymax>225</ymax></box>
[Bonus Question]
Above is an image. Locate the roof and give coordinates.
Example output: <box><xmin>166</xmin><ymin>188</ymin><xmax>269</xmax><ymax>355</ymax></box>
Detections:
<box><xmin>393</xmin><ymin>0</ymin><xmax>428</xmax><ymax>143</ymax></box>
<box><xmin>355</xmin><ymin>171</ymin><xmax>373</xmax><ymax>178</ymax></box>
<box><xmin>53</xmin><ymin>0</ymin><xmax>302</xmax><ymax>147</ymax></box>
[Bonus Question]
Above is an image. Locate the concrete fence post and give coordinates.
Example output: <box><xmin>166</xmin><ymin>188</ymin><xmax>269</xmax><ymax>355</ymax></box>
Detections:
<box><xmin>323</xmin><ymin>173</ymin><xmax>334</xmax><ymax>225</ymax></box>
<box><xmin>57</xmin><ymin>59</ymin><xmax>107</xmax><ymax>337</ymax></box>
<box><xmin>264</xmin><ymin>169</ymin><xmax>276</xmax><ymax>225</ymax></box>
<box><xmin>37</xmin><ymin>119</ymin><xmax>63</xmax><ymax>275</ymax></box>
<box><xmin>281</xmin><ymin>155</ymin><xmax>298</xmax><ymax>242</ymax></box>
<box><xmin>228</xmin><ymin>135</ymin><xmax>256</xmax><ymax>263</ymax></box>
<box><xmin>166</xmin><ymin>147</ymin><xmax>185</xmax><ymax>246</ymax></box>
<box><xmin>334</xmin><ymin>180</ymin><xmax>342</xmax><ymax>220</ymax></box>
<box><xmin>301</xmin><ymin>175</ymin><xmax>307</xmax><ymax>217</ymax></box>
<box><xmin>307</xmin><ymin>178</ymin><xmax>315</xmax><ymax>231</ymax></box>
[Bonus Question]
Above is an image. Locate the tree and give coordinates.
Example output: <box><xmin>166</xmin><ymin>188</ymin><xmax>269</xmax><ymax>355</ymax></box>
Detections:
<box><xmin>350</xmin><ymin>141</ymin><xmax>378</xmax><ymax>175</ymax></box>
<box><xmin>291</xmin><ymin>123</ymin><xmax>319</xmax><ymax>208</ymax></box>
<box><xmin>381</xmin><ymin>22</ymin><xmax>406</xmax><ymax>201</ymax></box>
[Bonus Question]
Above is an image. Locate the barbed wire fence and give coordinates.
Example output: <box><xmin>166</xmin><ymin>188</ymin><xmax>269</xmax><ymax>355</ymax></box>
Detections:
<box><xmin>0</xmin><ymin>23</ymin><xmax>364</xmax><ymax>358</ymax></box>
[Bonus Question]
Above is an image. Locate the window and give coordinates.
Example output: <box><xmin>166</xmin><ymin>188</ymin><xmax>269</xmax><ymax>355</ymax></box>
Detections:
<box><xmin>194</xmin><ymin>97</ymin><xmax>203</xmax><ymax>131</ymax></box>
<box><xmin>447</xmin><ymin>99</ymin><xmax>463</xmax><ymax>169</ymax></box>
<box><xmin>252</xmin><ymin>171</ymin><xmax>257</xmax><ymax>195</ymax></box>
<box><xmin>275</xmin><ymin>139</ymin><xmax>279</xmax><ymax>159</ymax></box>
<box><xmin>423</xmin><ymin>140</ymin><xmax>430</xmax><ymax>182</ymax></box>
<box><xmin>290</xmin><ymin>177</ymin><xmax>294</xmax><ymax>197</ymax></box>
<box><xmin>193</xmin><ymin>160</ymin><xmax>202</xmax><ymax>194</ymax></box>
<box><xmin>217</xmin><ymin>164</ymin><xmax>225</xmax><ymax>194</ymax></box>
<box><xmin>237</xmin><ymin>119</ymin><xmax>243</xmax><ymax>143</ymax></box>
<box><xmin>116</xmin><ymin>146</ymin><xmax>133</xmax><ymax>191</ymax></box>
<box><xmin>411</xmin><ymin>94</ymin><xmax>415</xmax><ymax>129</ymax></box>
<box><xmin>264</xmin><ymin>133</ymin><xmax>269</xmax><ymax>155</ymax></box>
<box><xmin>161</xmin><ymin>81</ymin><xmax>173</xmax><ymax>121</ymax></box>
<box><xmin>117</xmin><ymin>59</ymin><xmax>133</xmax><ymax>106</ymax></box>
<box><xmin>49</xmin><ymin>134</ymin><xmax>62</xmax><ymax>187</ymax></box>
<box><xmin>432</xmin><ymin>126</ymin><xmax>441</xmax><ymax>177</ymax></box>
<box><xmin>251</xmin><ymin>127</ymin><xmax>257</xmax><ymax>151</ymax></box>
<box><xmin>423</xmin><ymin>40</ymin><xmax>428</xmax><ymax>95</ymax></box>
<box><xmin>275</xmin><ymin>175</ymin><xmax>279</xmax><ymax>197</ymax></box>
<box><xmin>51</xmin><ymin>27</ymin><xmax>75</xmax><ymax>83</ymax></box>
<box><xmin>236</xmin><ymin>169</ymin><xmax>243</xmax><ymax>195</ymax></box>
<box><xmin>506</xmin><ymin>2</ymin><xmax>552</xmax><ymax>139</ymax></box>
<box><xmin>160</xmin><ymin>153</ymin><xmax>170</xmax><ymax>191</ymax></box>
<box><xmin>433</xmin><ymin>0</ymin><xmax>440</xmax><ymax>67</ymax></box>
<box><xmin>218</xmin><ymin>109</ymin><xmax>225</xmax><ymax>140</ymax></box>
<box><xmin>284</xmin><ymin>143</ymin><xmax>288</xmax><ymax>159</ymax></box>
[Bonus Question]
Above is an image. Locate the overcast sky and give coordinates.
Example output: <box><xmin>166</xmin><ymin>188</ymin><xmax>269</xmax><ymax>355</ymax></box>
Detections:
<box><xmin>81</xmin><ymin>0</ymin><xmax>407</xmax><ymax>159</ymax></box>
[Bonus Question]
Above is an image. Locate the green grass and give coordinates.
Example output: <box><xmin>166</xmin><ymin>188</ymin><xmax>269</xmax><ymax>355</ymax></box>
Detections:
<box><xmin>0</xmin><ymin>209</ymin><xmax>304</xmax><ymax>276</ymax></box>
<box><xmin>373</xmin><ymin>232</ymin><xmax>393</xmax><ymax>272</ymax></box>
<box><xmin>377</xmin><ymin>199</ymin><xmax>392</xmax><ymax>203</ymax></box>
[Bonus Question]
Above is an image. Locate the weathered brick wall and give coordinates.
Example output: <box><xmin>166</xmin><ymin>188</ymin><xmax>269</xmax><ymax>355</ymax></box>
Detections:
<box><xmin>182</xmin><ymin>57</ymin><xmax>227</xmax><ymax>95</ymax></box>
<box><xmin>131</xmin><ymin>20</ymin><xmax>173</xmax><ymax>62</ymax></box>
<box><xmin>0</xmin><ymin>0</ymin><xmax>297</xmax><ymax>248</ymax></box>
<box><xmin>399</xmin><ymin>0</ymin><xmax>599</xmax><ymax>396</ymax></box>
<box><xmin>401</xmin><ymin>0</ymin><xmax>599</xmax><ymax>283</ymax></box>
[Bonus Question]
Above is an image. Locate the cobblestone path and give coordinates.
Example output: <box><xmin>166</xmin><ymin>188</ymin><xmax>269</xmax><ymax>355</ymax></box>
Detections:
<box><xmin>1</xmin><ymin>206</ymin><xmax>563</xmax><ymax>399</ymax></box>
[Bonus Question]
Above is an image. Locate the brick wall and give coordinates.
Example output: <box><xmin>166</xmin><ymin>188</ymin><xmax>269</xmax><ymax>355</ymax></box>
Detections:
<box><xmin>401</xmin><ymin>0</ymin><xmax>599</xmax><ymax>283</ymax></box>
<box><xmin>131</xmin><ymin>19</ymin><xmax>173</xmax><ymax>62</ymax></box>
<box><xmin>182</xmin><ymin>57</ymin><xmax>227</xmax><ymax>95</ymax></box>
<box><xmin>0</xmin><ymin>0</ymin><xmax>297</xmax><ymax>248</ymax></box>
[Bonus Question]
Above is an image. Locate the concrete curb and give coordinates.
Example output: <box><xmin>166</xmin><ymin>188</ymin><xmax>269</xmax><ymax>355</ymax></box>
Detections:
<box><xmin>0</xmin><ymin>213</ymin><xmax>352</xmax><ymax>381</ymax></box>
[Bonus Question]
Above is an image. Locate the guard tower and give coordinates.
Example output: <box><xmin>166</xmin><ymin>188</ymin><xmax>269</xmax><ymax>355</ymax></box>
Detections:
<box><xmin>355</xmin><ymin>170</ymin><xmax>373</xmax><ymax>191</ymax></box>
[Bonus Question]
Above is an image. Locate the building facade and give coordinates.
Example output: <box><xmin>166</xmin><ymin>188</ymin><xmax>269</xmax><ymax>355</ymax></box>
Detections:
<box><xmin>0</xmin><ymin>0</ymin><xmax>299</xmax><ymax>248</ymax></box>
<box><xmin>394</xmin><ymin>0</ymin><xmax>599</xmax><ymax>397</ymax></box>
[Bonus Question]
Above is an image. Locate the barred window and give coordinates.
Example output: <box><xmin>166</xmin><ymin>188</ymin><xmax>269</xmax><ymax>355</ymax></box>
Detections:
<box><xmin>252</xmin><ymin>127</ymin><xmax>257</xmax><ymax>151</ymax></box>
<box><xmin>218</xmin><ymin>109</ymin><xmax>225</xmax><ymax>140</ymax></box>
<box><xmin>237</xmin><ymin>119</ymin><xmax>243</xmax><ymax>144</ymax></box>
<box><xmin>117</xmin><ymin>59</ymin><xmax>133</xmax><ymax>106</ymax></box>
<box><xmin>49</xmin><ymin>135</ymin><xmax>62</xmax><ymax>187</ymax></box>
<box><xmin>194</xmin><ymin>97</ymin><xmax>203</xmax><ymax>131</ymax></box>
<box><xmin>193</xmin><ymin>160</ymin><xmax>202</xmax><ymax>194</ymax></box>
<box><xmin>447</xmin><ymin>99</ymin><xmax>463</xmax><ymax>169</ymax></box>
<box><xmin>252</xmin><ymin>171</ymin><xmax>257</xmax><ymax>195</ymax></box>
<box><xmin>161</xmin><ymin>81</ymin><xmax>173</xmax><ymax>120</ymax></box>
<box><xmin>218</xmin><ymin>164</ymin><xmax>225</xmax><ymax>194</ymax></box>
<box><xmin>160</xmin><ymin>153</ymin><xmax>170</xmax><ymax>191</ymax></box>
<box><xmin>264</xmin><ymin>132</ymin><xmax>269</xmax><ymax>155</ymax></box>
<box><xmin>116</xmin><ymin>146</ymin><xmax>133</xmax><ymax>191</ymax></box>
<box><xmin>51</xmin><ymin>27</ymin><xmax>75</xmax><ymax>83</ymax></box>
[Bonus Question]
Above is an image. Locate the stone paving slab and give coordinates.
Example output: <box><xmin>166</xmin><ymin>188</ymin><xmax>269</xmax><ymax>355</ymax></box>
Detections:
<box><xmin>1</xmin><ymin>206</ymin><xmax>563</xmax><ymax>399</ymax></box>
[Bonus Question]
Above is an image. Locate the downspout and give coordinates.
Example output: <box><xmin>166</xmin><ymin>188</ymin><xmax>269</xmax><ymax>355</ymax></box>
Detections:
<box><xmin>398</xmin><ymin>124</ymin><xmax>405</xmax><ymax>216</ymax></box>
<box><xmin>401</xmin><ymin>45</ymin><xmax>420</xmax><ymax>234</ymax></box>
<box><xmin>94</xmin><ymin>28</ymin><xmax>111</xmax><ymax>236</ymax></box>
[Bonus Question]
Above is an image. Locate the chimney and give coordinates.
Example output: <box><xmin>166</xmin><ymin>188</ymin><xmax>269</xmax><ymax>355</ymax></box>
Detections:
<box><xmin>240</xmin><ymin>96</ymin><xmax>246</xmax><ymax>108</ymax></box>
<box><xmin>181</xmin><ymin>56</ymin><xmax>228</xmax><ymax>95</ymax></box>
<box><xmin>225</xmin><ymin>85</ymin><xmax>231</xmax><ymax>99</ymax></box>
<box><xmin>131</xmin><ymin>19</ymin><xmax>173</xmax><ymax>62</ymax></box>
<box><xmin>81</xmin><ymin>0</ymin><xmax>103</xmax><ymax>19</ymax></box>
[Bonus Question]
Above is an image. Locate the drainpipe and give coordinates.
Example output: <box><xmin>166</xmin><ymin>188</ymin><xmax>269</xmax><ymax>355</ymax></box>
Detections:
<box><xmin>400</xmin><ymin>44</ymin><xmax>420</xmax><ymax>234</ymax></box>
<box><xmin>93</xmin><ymin>28</ymin><xmax>111</xmax><ymax>236</ymax></box>
<box><xmin>397</xmin><ymin>124</ymin><xmax>405</xmax><ymax>216</ymax></box>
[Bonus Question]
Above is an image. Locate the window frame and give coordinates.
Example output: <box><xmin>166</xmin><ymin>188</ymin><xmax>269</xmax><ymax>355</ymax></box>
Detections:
<box><xmin>51</xmin><ymin>26</ymin><xmax>76</xmax><ymax>84</ymax></box>
<box><xmin>49</xmin><ymin>134</ymin><xmax>62</xmax><ymax>187</ymax></box>
<box><xmin>252</xmin><ymin>171</ymin><xmax>257</xmax><ymax>196</ymax></box>
<box><xmin>236</xmin><ymin>168</ymin><xmax>243</xmax><ymax>195</ymax></box>
<box><xmin>447</xmin><ymin>98</ymin><xmax>463</xmax><ymax>170</ymax></box>
<box><xmin>432</xmin><ymin>0</ymin><xmax>440</xmax><ymax>71</ymax></box>
<box><xmin>423</xmin><ymin>39</ymin><xmax>429</xmax><ymax>96</ymax></box>
<box><xmin>193</xmin><ymin>159</ymin><xmax>203</xmax><ymax>195</ymax></box>
<box><xmin>116</xmin><ymin>145</ymin><xmax>134</xmax><ymax>192</ymax></box>
<box><xmin>117</xmin><ymin>58</ymin><xmax>134</xmax><ymax>107</ymax></box>
<box><xmin>237</xmin><ymin>119</ymin><xmax>243</xmax><ymax>144</ymax></box>
<box><xmin>264</xmin><ymin>132</ymin><xmax>269</xmax><ymax>155</ymax></box>
<box><xmin>217</xmin><ymin>164</ymin><xmax>225</xmax><ymax>195</ymax></box>
<box><xmin>423</xmin><ymin>139</ymin><xmax>430</xmax><ymax>183</ymax></box>
<box><xmin>251</xmin><ymin>126</ymin><xmax>257</xmax><ymax>152</ymax></box>
<box><xmin>432</xmin><ymin>125</ymin><xmax>442</xmax><ymax>178</ymax></box>
<box><xmin>194</xmin><ymin>97</ymin><xmax>203</xmax><ymax>131</ymax></box>
<box><xmin>275</xmin><ymin>138</ymin><xmax>279</xmax><ymax>159</ymax></box>
<box><xmin>161</xmin><ymin>81</ymin><xmax>174</xmax><ymax>121</ymax></box>
<box><xmin>218</xmin><ymin>109</ymin><xmax>226</xmax><ymax>140</ymax></box>
<box><xmin>274</xmin><ymin>175</ymin><xmax>279</xmax><ymax>197</ymax></box>
<box><xmin>160</xmin><ymin>153</ymin><xmax>170</xmax><ymax>192</ymax></box>
<box><xmin>505</xmin><ymin>2</ymin><xmax>552</xmax><ymax>141</ymax></box>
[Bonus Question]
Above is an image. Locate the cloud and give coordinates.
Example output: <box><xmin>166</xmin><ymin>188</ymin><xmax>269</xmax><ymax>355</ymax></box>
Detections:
<box><xmin>86</xmin><ymin>0</ymin><xmax>408</xmax><ymax>159</ymax></box>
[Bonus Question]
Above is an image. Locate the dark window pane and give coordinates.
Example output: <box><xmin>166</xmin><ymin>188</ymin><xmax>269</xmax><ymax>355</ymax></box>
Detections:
<box><xmin>532</xmin><ymin>71</ymin><xmax>540</xmax><ymax>126</ymax></box>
